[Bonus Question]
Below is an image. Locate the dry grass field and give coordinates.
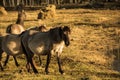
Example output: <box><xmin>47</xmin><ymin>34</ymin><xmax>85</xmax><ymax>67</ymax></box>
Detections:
<box><xmin>0</xmin><ymin>8</ymin><xmax>120</xmax><ymax>80</ymax></box>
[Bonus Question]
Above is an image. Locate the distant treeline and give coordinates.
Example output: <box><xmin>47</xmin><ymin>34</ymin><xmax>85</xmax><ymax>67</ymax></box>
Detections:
<box><xmin>0</xmin><ymin>0</ymin><xmax>120</xmax><ymax>9</ymax></box>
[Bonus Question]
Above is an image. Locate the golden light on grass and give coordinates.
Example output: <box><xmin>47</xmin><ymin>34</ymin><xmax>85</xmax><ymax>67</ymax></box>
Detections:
<box><xmin>0</xmin><ymin>8</ymin><xmax>120</xmax><ymax>79</ymax></box>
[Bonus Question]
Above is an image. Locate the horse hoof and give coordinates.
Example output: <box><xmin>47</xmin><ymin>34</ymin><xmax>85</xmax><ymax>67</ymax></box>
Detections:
<box><xmin>62</xmin><ymin>72</ymin><xmax>66</xmax><ymax>75</ymax></box>
<box><xmin>1</xmin><ymin>68</ymin><xmax>4</xmax><ymax>71</ymax></box>
<box><xmin>19</xmin><ymin>70</ymin><xmax>22</xmax><ymax>73</ymax></box>
<box><xmin>16</xmin><ymin>64</ymin><xmax>20</xmax><ymax>67</ymax></box>
<box><xmin>45</xmin><ymin>71</ymin><xmax>49</xmax><ymax>75</ymax></box>
<box><xmin>3</xmin><ymin>64</ymin><xmax>6</xmax><ymax>67</ymax></box>
<box><xmin>34</xmin><ymin>70</ymin><xmax>38</xmax><ymax>74</ymax></box>
<box><xmin>60</xmin><ymin>70</ymin><xmax>64</xmax><ymax>75</ymax></box>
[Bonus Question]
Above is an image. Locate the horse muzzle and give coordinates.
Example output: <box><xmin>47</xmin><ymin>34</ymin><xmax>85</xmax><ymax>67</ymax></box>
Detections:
<box><xmin>65</xmin><ymin>41</ymin><xmax>70</xmax><ymax>47</ymax></box>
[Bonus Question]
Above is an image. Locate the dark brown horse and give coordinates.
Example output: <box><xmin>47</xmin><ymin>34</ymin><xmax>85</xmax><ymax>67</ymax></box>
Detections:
<box><xmin>0</xmin><ymin>36</ymin><xmax>3</xmax><ymax>71</ymax></box>
<box><xmin>0</xmin><ymin>26</ymin><xmax>46</xmax><ymax>71</ymax></box>
<box><xmin>21</xmin><ymin>26</ymin><xmax>71</xmax><ymax>74</ymax></box>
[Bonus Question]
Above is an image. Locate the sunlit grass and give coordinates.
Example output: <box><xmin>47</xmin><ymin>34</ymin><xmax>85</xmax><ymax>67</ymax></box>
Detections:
<box><xmin>0</xmin><ymin>8</ymin><xmax>120</xmax><ymax>80</ymax></box>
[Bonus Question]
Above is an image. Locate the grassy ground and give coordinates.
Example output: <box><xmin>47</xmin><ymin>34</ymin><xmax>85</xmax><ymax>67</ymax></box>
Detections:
<box><xmin>0</xmin><ymin>8</ymin><xmax>120</xmax><ymax>80</ymax></box>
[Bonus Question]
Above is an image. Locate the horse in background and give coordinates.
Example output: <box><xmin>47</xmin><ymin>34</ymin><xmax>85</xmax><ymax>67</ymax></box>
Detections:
<box><xmin>21</xmin><ymin>26</ymin><xmax>71</xmax><ymax>74</ymax></box>
<box><xmin>6</xmin><ymin>10</ymin><xmax>26</xmax><ymax>34</ymax></box>
<box><xmin>6</xmin><ymin>3</ymin><xmax>26</xmax><ymax>34</ymax></box>
<box><xmin>1</xmin><ymin>4</ymin><xmax>26</xmax><ymax>70</ymax></box>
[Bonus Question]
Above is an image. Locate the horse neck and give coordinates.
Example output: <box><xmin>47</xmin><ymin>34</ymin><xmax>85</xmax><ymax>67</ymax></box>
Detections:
<box><xmin>16</xmin><ymin>18</ymin><xmax>24</xmax><ymax>26</ymax></box>
<box><xmin>49</xmin><ymin>28</ymin><xmax>63</xmax><ymax>43</ymax></box>
<box><xmin>16</xmin><ymin>10</ymin><xmax>25</xmax><ymax>26</ymax></box>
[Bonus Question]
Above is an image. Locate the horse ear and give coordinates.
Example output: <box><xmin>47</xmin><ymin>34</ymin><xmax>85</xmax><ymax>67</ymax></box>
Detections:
<box><xmin>62</xmin><ymin>26</ymin><xmax>71</xmax><ymax>33</ymax></box>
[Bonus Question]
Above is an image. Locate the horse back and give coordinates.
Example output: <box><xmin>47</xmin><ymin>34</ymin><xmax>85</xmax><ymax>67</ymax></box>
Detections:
<box><xmin>6</xmin><ymin>24</ymin><xmax>25</xmax><ymax>34</ymax></box>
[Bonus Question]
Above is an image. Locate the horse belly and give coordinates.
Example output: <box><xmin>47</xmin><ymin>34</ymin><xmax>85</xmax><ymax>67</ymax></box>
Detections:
<box><xmin>29</xmin><ymin>41</ymin><xmax>50</xmax><ymax>55</ymax></box>
<box><xmin>29</xmin><ymin>42</ymin><xmax>44</xmax><ymax>54</ymax></box>
<box><xmin>7</xmin><ymin>41</ymin><xmax>21</xmax><ymax>55</ymax></box>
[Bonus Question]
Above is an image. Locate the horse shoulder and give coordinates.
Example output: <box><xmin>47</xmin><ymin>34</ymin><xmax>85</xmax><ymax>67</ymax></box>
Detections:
<box><xmin>51</xmin><ymin>41</ymin><xmax>64</xmax><ymax>55</ymax></box>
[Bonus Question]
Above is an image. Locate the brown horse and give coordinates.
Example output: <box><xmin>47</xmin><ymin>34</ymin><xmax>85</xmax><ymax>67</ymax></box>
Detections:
<box><xmin>1</xmin><ymin>9</ymin><xmax>26</xmax><ymax>71</ymax></box>
<box><xmin>0</xmin><ymin>26</ymin><xmax>46</xmax><ymax>71</ymax></box>
<box><xmin>6</xmin><ymin>10</ymin><xmax>26</xmax><ymax>34</ymax></box>
<box><xmin>21</xmin><ymin>26</ymin><xmax>71</xmax><ymax>74</ymax></box>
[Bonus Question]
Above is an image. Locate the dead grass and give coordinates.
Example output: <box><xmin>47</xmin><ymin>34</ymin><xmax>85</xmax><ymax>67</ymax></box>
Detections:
<box><xmin>0</xmin><ymin>6</ymin><xmax>7</xmax><ymax>15</ymax></box>
<box><xmin>0</xmin><ymin>8</ymin><xmax>120</xmax><ymax>80</ymax></box>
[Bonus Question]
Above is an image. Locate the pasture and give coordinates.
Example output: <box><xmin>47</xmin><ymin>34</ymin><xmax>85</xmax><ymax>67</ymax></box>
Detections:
<box><xmin>0</xmin><ymin>8</ymin><xmax>120</xmax><ymax>80</ymax></box>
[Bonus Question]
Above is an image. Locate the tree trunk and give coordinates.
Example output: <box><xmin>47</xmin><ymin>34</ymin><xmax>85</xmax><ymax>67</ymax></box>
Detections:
<box><xmin>3</xmin><ymin>0</ymin><xmax>6</xmax><ymax>6</ymax></box>
<box><xmin>12</xmin><ymin>0</ymin><xmax>15</xmax><ymax>7</ymax></box>
<box><xmin>8</xmin><ymin>0</ymin><xmax>11</xmax><ymax>7</ymax></box>
<box><xmin>57</xmin><ymin>0</ymin><xmax>60</xmax><ymax>4</ymax></box>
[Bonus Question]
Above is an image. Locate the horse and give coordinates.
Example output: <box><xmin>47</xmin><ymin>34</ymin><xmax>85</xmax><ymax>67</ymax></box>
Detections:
<box><xmin>6</xmin><ymin>10</ymin><xmax>26</xmax><ymax>34</ymax></box>
<box><xmin>0</xmin><ymin>25</ymin><xmax>46</xmax><ymax>71</ymax></box>
<box><xmin>0</xmin><ymin>36</ymin><xmax>3</xmax><ymax>71</ymax></box>
<box><xmin>21</xmin><ymin>26</ymin><xmax>71</xmax><ymax>74</ymax></box>
<box><xmin>0</xmin><ymin>10</ymin><xmax>26</xmax><ymax>71</ymax></box>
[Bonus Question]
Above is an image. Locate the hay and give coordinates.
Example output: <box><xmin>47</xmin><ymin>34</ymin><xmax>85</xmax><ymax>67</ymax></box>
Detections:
<box><xmin>0</xmin><ymin>6</ymin><xmax>7</xmax><ymax>15</ymax></box>
<box><xmin>45</xmin><ymin>4</ymin><xmax>56</xmax><ymax>18</ymax></box>
<box><xmin>37</xmin><ymin>5</ymin><xmax>56</xmax><ymax>20</ymax></box>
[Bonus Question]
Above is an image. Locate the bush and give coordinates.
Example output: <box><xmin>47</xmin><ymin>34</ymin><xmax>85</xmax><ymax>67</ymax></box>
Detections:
<box><xmin>37</xmin><ymin>5</ymin><xmax>56</xmax><ymax>20</ymax></box>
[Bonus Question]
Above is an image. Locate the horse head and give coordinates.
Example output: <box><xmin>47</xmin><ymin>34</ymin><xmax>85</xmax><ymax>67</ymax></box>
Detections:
<box><xmin>59</xmin><ymin>26</ymin><xmax>71</xmax><ymax>47</ymax></box>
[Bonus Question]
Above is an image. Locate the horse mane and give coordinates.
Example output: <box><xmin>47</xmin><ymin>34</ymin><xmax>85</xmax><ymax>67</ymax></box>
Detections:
<box><xmin>16</xmin><ymin>12</ymin><xmax>23</xmax><ymax>26</ymax></box>
<box><xmin>16</xmin><ymin>10</ymin><xmax>26</xmax><ymax>26</ymax></box>
<box><xmin>63</xmin><ymin>26</ymin><xmax>71</xmax><ymax>33</ymax></box>
<box><xmin>50</xmin><ymin>27</ymin><xmax>63</xmax><ymax>42</ymax></box>
<box><xmin>27</xmin><ymin>25</ymin><xmax>47</xmax><ymax>32</ymax></box>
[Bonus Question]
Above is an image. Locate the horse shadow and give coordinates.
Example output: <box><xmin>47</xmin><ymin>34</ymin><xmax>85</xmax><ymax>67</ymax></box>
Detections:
<box><xmin>106</xmin><ymin>47</ymin><xmax>120</xmax><ymax>72</ymax></box>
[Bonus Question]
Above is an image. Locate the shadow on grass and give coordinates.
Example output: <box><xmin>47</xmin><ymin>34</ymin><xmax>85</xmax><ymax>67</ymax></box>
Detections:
<box><xmin>0</xmin><ymin>19</ymin><xmax>38</xmax><ymax>23</ymax></box>
<box><xmin>74</xmin><ymin>21</ymin><xmax>120</xmax><ymax>28</ymax></box>
<box><xmin>106</xmin><ymin>47</ymin><xmax>120</xmax><ymax>72</ymax></box>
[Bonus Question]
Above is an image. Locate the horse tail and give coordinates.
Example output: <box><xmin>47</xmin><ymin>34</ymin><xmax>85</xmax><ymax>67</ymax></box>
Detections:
<box><xmin>19</xmin><ymin>31</ymin><xmax>27</xmax><ymax>55</ymax></box>
<box><xmin>6</xmin><ymin>24</ymin><xmax>12</xmax><ymax>33</ymax></box>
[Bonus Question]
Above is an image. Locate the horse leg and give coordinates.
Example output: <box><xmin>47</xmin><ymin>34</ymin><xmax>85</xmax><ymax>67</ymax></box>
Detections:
<box><xmin>0</xmin><ymin>50</ymin><xmax>4</xmax><ymax>71</ymax></box>
<box><xmin>26</xmin><ymin>58</ymin><xmax>30</xmax><ymax>72</ymax></box>
<box><xmin>13</xmin><ymin>56</ymin><xmax>19</xmax><ymax>67</ymax></box>
<box><xmin>21</xmin><ymin>38</ymin><xmax>38</xmax><ymax>73</ymax></box>
<box><xmin>45</xmin><ymin>53</ymin><xmax>51</xmax><ymax>74</ymax></box>
<box><xmin>4</xmin><ymin>55</ymin><xmax>10</xmax><ymax>66</ymax></box>
<box><xmin>38</xmin><ymin>56</ymin><xmax>42</xmax><ymax>66</ymax></box>
<box><xmin>57</xmin><ymin>55</ymin><xmax>64</xmax><ymax>74</ymax></box>
<box><xmin>23</xmin><ymin>53</ymin><xmax>30</xmax><ymax>72</ymax></box>
<box><xmin>25</xmin><ymin>51</ymin><xmax>38</xmax><ymax>73</ymax></box>
<box><xmin>29</xmin><ymin>55</ymin><xmax>38</xmax><ymax>73</ymax></box>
